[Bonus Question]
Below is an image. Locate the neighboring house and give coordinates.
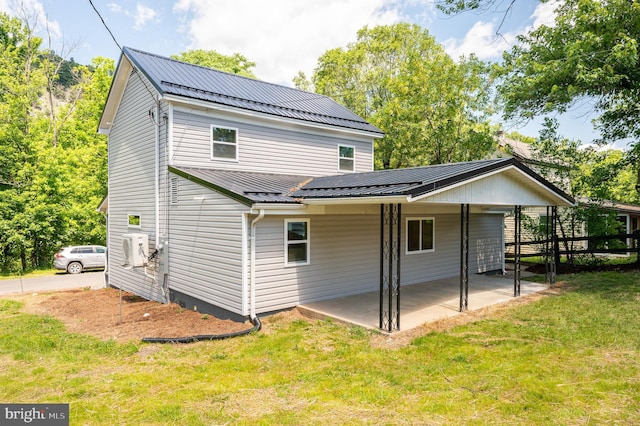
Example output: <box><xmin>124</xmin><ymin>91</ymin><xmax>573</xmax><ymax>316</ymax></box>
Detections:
<box><xmin>499</xmin><ymin>135</ymin><xmax>640</xmax><ymax>256</ymax></box>
<box><xmin>98</xmin><ymin>47</ymin><xmax>573</xmax><ymax>331</ymax></box>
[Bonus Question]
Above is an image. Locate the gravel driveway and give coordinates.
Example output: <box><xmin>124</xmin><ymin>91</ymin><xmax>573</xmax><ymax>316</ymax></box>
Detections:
<box><xmin>0</xmin><ymin>271</ymin><xmax>106</xmax><ymax>296</ymax></box>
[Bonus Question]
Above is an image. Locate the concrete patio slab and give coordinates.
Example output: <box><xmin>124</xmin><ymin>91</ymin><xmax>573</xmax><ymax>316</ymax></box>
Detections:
<box><xmin>298</xmin><ymin>273</ymin><xmax>548</xmax><ymax>332</ymax></box>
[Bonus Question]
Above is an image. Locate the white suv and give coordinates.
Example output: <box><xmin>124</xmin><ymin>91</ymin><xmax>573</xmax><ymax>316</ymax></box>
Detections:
<box><xmin>53</xmin><ymin>245</ymin><xmax>107</xmax><ymax>274</ymax></box>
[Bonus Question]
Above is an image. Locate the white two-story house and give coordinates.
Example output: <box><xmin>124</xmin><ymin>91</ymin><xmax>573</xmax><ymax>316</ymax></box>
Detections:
<box><xmin>98</xmin><ymin>47</ymin><xmax>573</xmax><ymax>331</ymax></box>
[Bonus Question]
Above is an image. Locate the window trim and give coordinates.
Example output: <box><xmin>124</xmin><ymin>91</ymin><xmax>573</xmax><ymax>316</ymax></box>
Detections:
<box><xmin>338</xmin><ymin>144</ymin><xmax>355</xmax><ymax>172</ymax></box>
<box><xmin>210</xmin><ymin>124</ymin><xmax>239</xmax><ymax>162</ymax></box>
<box><xmin>284</xmin><ymin>218</ymin><xmax>310</xmax><ymax>267</ymax></box>
<box><xmin>127</xmin><ymin>213</ymin><xmax>141</xmax><ymax>229</ymax></box>
<box><xmin>406</xmin><ymin>217</ymin><xmax>435</xmax><ymax>255</ymax></box>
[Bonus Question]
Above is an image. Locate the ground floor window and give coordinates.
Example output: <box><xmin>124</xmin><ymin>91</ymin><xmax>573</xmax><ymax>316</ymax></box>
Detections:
<box><xmin>285</xmin><ymin>219</ymin><xmax>310</xmax><ymax>266</ymax></box>
<box><xmin>406</xmin><ymin>217</ymin><xmax>434</xmax><ymax>254</ymax></box>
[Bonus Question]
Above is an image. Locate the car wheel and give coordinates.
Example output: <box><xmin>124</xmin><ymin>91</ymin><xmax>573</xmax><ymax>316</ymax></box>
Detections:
<box><xmin>67</xmin><ymin>262</ymin><xmax>83</xmax><ymax>274</ymax></box>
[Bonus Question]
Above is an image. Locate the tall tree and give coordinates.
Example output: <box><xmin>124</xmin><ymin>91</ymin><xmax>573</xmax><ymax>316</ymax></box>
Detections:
<box><xmin>0</xmin><ymin>12</ymin><xmax>45</xmax><ymax>271</ymax></box>
<box><xmin>0</xmin><ymin>9</ymin><xmax>113</xmax><ymax>272</ymax></box>
<box><xmin>301</xmin><ymin>23</ymin><xmax>497</xmax><ymax>169</ymax></box>
<box><xmin>171</xmin><ymin>49</ymin><xmax>256</xmax><ymax>78</ymax></box>
<box><xmin>496</xmin><ymin>0</ymin><xmax>640</xmax><ymax>147</ymax></box>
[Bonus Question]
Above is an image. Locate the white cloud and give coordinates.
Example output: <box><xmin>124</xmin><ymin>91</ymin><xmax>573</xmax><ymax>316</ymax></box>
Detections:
<box><xmin>173</xmin><ymin>0</ymin><xmax>402</xmax><ymax>85</ymax></box>
<box><xmin>108</xmin><ymin>3</ymin><xmax>123</xmax><ymax>14</ymax></box>
<box><xmin>2</xmin><ymin>0</ymin><xmax>61</xmax><ymax>39</ymax></box>
<box><xmin>531</xmin><ymin>0</ymin><xmax>560</xmax><ymax>29</ymax></box>
<box><xmin>132</xmin><ymin>4</ymin><xmax>158</xmax><ymax>30</ymax></box>
<box><xmin>108</xmin><ymin>2</ymin><xmax>158</xmax><ymax>30</ymax></box>
<box><xmin>443</xmin><ymin>20</ymin><xmax>514</xmax><ymax>61</ymax></box>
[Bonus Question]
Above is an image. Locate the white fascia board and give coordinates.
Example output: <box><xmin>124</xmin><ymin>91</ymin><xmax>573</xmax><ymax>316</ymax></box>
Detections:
<box><xmin>98</xmin><ymin>58</ymin><xmax>133</xmax><ymax>134</ymax></box>
<box><xmin>409</xmin><ymin>165</ymin><xmax>575</xmax><ymax>207</ymax></box>
<box><xmin>300</xmin><ymin>195</ymin><xmax>409</xmax><ymax>206</ymax></box>
<box><xmin>163</xmin><ymin>95</ymin><xmax>384</xmax><ymax>139</ymax></box>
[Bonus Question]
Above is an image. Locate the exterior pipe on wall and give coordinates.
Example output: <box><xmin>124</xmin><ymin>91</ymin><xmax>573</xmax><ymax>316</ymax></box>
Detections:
<box><xmin>250</xmin><ymin>209</ymin><xmax>265</xmax><ymax>320</ymax></box>
<box><xmin>155</xmin><ymin>101</ymin><xmax>160</xmax><ymax>257</ymax></box>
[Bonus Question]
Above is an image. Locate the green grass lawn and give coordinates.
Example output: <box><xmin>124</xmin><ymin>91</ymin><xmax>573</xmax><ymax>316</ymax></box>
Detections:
<box><xmin>1</xmin><ymin>271</ymin><xmax>639</xmax><ymax>425</ymax></box>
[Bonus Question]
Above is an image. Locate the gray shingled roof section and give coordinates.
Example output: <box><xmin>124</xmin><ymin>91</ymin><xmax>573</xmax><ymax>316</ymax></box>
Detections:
<box><xmin>291</xmin><ymin>158</ymin><xmax>514</xmax><ymax>198</ymax></box>
<box><xmin>123</xmin><ymin>47</ymin><xmax>383</xmax><ymax>135</ymax></box>
<box><xmin>174</xmin><ymin>167</ymin><xmax>313</xmax><ymax>203</ymax></box>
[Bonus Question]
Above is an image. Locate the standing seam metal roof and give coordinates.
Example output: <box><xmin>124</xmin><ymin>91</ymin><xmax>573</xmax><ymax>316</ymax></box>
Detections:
<box><xmin>122</xmin><ymin>47</ymin><xmax>383</xmax><ymax>135</ymax></box>
<box><xmin>170</xmin><ymin>158</ymin><xmax>574</xmax><ymax>205</ymax></box>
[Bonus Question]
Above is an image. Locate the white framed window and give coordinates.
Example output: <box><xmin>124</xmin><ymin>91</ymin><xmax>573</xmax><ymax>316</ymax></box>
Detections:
<box><xmin>285</xmin><ymin>219</ymin><xmax>310</xmax><ymax>266</ymax></box>
<box><xmin>210</xmin><ymin>125</ymin><xmax>238</xmax><ymax>161</ymax></box>
<box><xmin>128</xmin><ymin>213</ymin><xmax>141</xmax><ymax>228</ymax></box>
<box><xmin>338</xmin><ymin>144</ymin><xmax>355</xmax><ymax>172</ymax></box>
<box><xmin>406</xmin><ymin>217</ymin><xmax>435</xmax><ymax>254</ymax></box>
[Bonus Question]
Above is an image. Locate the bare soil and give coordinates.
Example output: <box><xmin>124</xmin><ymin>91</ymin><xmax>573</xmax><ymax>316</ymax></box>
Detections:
<box><xmin>11</xmin><ymin>277</ymin><xmax>579</xmax><ymax>346</ymax></box>
<box><xmin>20</xmin><ymin>288</ymin><xmax>254</xmax><ymax>342</ymax></box>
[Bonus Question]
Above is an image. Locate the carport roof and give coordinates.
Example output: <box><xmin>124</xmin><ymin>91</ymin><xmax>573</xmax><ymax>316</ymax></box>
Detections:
<box><xmin>170</xmin><ymin>157</ymin><xmax>574</xmax><ymax>207</ymax></box>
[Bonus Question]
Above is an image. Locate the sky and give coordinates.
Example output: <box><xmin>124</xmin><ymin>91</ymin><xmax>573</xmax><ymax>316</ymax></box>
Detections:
<box><xmin>0</xmin><ymin>0</ymin><xmax>619</xmax><ymax>148</ymax></box>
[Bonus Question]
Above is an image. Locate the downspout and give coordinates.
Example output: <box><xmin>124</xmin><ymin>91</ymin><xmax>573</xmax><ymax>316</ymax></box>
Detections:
<box><xmin>250</xmin><ymin>209</ymin><xmax>265</xmax><ymax>320</ymax></box>
<box><xmin>155</xmin><ymin>100</ymin><xmax>160</xmax><ymax>256</ymax></box>
<box><xmin>140</xmin><ymin>209</ymin><xmax>264</xmax><ymax>344</ymax></box>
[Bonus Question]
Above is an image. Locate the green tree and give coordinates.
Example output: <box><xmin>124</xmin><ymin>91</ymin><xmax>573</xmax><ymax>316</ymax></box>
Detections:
<box><xmin>0</xmin><ymin>10</ymin><xmax>112</xmax><ymax>273</ymax></box>
<box><xmin>302</xmin><ymin>23</ymin><xmax>497</xmax><ymax>169</ymax></box>
<box><xmin>496</xmin><ymin>0</ymin><xmax>640</xmax><ymax>146</ymax></box>
<box><xmin>171</xmin><ymin>49</ymin><xmax>256</xmax><ymax>78</ymax></box>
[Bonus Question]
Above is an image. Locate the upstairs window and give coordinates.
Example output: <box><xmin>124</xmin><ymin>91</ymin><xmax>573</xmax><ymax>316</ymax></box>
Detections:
<box><xmin>406</xmin><ymin>217</ymin><xmax>435</xmax><ymax>254</ymax></box>
<box><xmin>338</xmin><ymin>145</ymin><xmax>355</xmax><ymax>171</ymax></box>
<box><xmin>211</xmin><ymin>125</ymin><xmax>238</xmax><ymax>160</ymax></box>
<box><xmin>285</xmin><ymin>219</ymin><xmax>310</xmax><ymax>266</ymax></box>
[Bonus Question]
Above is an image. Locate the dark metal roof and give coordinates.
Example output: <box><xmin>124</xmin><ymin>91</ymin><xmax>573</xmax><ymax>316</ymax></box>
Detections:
<box><xmin>291</xmin><ymin>157</ymin><xmax>573</xmax><ymax>200</ymax></box>
<box><xmin>122</xmin><ymin>47</ymin><xmax>383</xmax><ymax>135</ymax></box>
<box><xmin>169</xmin><ymin>166</ymin><xmax>313</xmax><ymax>206</ymax></box>
<box><xmin>170</xmin><ymin>158</ymin><xmax>574</xmax><ymax>206</ymax></box>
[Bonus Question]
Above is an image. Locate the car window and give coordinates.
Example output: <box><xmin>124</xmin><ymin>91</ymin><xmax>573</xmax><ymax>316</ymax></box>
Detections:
<box><xmin>78</xmin><ymin>247</ymin><xmax>94</xmax><ymax>254</ymax></box>
<box><xmin>95</xmin><ymin>247</ymin><xmax>106</xmax><ymax>254</ymax></box>
<box><xmin>70</xmin><ymin>248</ymin><xmax>79</xmax><ymax>254</ymax></box>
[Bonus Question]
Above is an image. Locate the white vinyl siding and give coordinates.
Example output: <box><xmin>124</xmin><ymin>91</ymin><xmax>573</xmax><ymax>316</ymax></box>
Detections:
<box><xmin>251</xmin><ymin>212</ymin><xmax>504</xmax><ymax>314</ymax></box>
<box><xmin>171</xmin><ymin>108</ymin><xmax>374</xmax><ymax>176</ymax></box>
<box><xmin>107</xmin><ymin>72</ymin><xmax>164</xmax><ymax>302</ymax></box>
<box><xmin>167</xmin><ymin>176</ymin><xmax>249</xmax><ymax>315</ymax></box>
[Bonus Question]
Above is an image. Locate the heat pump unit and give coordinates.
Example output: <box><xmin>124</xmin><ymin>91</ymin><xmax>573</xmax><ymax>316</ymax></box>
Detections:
<box><xmin>122</xmin><ymin>233</ymin><xmax>149</xmax><ymax>267</ymax></box>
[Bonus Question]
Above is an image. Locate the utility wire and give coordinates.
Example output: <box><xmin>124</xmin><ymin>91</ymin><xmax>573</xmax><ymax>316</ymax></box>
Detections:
<box><xmin>88</xmin><ymin>0</ymin><xmax>121</xmax><ymax>51</ymax></box>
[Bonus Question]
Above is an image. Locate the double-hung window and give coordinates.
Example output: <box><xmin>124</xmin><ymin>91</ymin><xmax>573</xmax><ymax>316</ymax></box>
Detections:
<box><xmin>338</xmin><ymin>145</ymin><xmax>355</xmax><ymax>172</ymax></box>
<box><xmin>211</xmin><ymin>125</ymin><xmax>238</xmax><ymax>160</ymax></box>
<box><xmin>406</xmin><ymin>217</ymin><xmax>435</xmax><ymax>254</ymax></box>
<box><xmin>285</xmin><ymin>219</ymin><xmax>310</xmax><ymax>266</ymax></box>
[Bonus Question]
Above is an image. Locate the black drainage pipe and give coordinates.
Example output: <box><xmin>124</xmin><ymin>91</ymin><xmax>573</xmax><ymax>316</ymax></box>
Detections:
<box><xmin>141</xmin><ymin>316</ymin><xmax>261</xmax><ymax>344</ymax></box>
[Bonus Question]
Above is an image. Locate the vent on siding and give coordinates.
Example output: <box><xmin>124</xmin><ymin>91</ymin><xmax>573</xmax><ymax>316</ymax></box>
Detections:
<box><xmin>170</xmin><ymin>177</ymin><xmax>179</xmax><ymax>204</ymax></box>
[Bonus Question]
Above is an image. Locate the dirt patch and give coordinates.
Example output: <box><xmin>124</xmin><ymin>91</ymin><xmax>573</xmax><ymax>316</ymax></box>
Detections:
<box><xmin>20</xmin><ymin>288</ymin><xmax>253</xmax><ymax>342</ymax></box>
<box><xmin>11</xmin><ymin>279</ymin><xmax>572</xmax><ymax>347</ymax></box>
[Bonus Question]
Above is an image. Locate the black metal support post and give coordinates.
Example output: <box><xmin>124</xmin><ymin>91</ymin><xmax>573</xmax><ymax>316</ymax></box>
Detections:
<box><xmin>459</xmin><ymin>204</ymin><xmax>469</xmax><ymax>312</ymax></box>
<box><xmin>514</xmin><ymin>205</ymin><xmax>521</xmax><ymax>297</ymax></box>
<box><xmin>545</xmin><ymin>206</ymin><xmax>550</xmax><ymax>284</ymax></box>
<box><xmin>379</xmin><ymin>204</ymin><xmax>401</xmax><ymax>331</ymax></box>
<box><xmin>550</xmin><ymin>206</ymin><xmax>557</xmax><ymax>286</ymax></box>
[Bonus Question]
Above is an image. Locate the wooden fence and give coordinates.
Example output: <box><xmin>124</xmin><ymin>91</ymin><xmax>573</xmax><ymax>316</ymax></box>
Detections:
<box><xmin>505</xmin><ymin>232</ymin><xmax>640</xmax><ymax>264</ymax></box>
